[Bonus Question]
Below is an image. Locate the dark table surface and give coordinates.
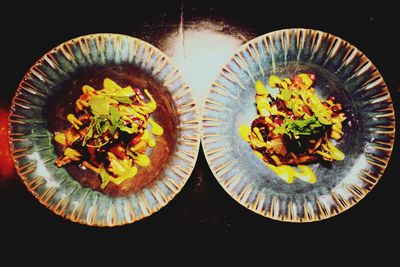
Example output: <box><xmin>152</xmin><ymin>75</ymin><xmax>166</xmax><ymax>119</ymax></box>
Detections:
<box><xmin>1</xmin><ymin>1</ymin><xmax>399</xmax><ymax>264</ymax></box>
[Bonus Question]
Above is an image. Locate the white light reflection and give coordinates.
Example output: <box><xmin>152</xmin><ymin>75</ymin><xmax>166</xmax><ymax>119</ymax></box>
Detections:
<box><xmin>340</xmin><ymin>154</ymin><xmax>368</xmax><ymax>188</ymax></box>
<box><xmin>319</xmin><ymin>154</ymin><xmax>368</xmax><ymax>206</ymax></box>
<box><xmin>332</xmin><ymin>154</ymin><xmax>368</xmax><ymax>201</ymax></box>
<box><xmin>28</xmin><ymin>152</ymin><xmax>60</xmax><ymax>188</ymax></box>
<box><xmin>161</xmin><ymin>22</ymin><xmax>246</xmax><ymax>110</ymax></box>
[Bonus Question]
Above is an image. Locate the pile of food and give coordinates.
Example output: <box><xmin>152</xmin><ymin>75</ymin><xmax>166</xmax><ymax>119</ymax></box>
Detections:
<box><xmin>54</xmin><ymin>78</ymin><xmax>163</xmax><ymax>189</ymax></box>
<box><xmin>239</xmin><ymin>73</ymin><xmax>347</xmax><ymax>184</ymax></box>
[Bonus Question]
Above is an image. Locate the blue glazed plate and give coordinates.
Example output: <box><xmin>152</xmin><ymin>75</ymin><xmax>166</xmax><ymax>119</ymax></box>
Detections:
<box><xmin>202</xmin><ymin>29</ymin><xmax>395</xmax><ymax>222</ymax></box>
<box><xmin>9</xmin><ymin>34</ymin><xmax>200</xmax><ymax>226</ymax></box>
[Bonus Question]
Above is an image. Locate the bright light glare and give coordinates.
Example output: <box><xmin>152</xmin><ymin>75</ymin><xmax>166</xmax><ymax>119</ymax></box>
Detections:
<box><xmin>164</xmin><ymin>27</ymin><xmax>243</xmax><ymax>110</ymax></box>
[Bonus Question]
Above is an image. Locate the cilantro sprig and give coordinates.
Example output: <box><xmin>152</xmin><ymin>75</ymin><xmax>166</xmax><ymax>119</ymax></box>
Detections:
<box><xmin>82</xmin><ymin>95</ymin><xmax>138</xmax><ymax>147</ymax></box>
<box><xmin>279</xmin><ymin>116</ymin><xmax>324</xmax><ymax>140</ymax></box>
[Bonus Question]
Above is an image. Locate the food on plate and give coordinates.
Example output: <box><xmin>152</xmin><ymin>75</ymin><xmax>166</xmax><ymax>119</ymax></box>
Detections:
<box><xmin>239</xmin><ymin>73</ymin><xmax>346</xmax><ymax>184</ymax></box>
<box><xmin>54</xmin><ymin>78</ymin><xmax>164</xmax><ymax>189</ymax></box>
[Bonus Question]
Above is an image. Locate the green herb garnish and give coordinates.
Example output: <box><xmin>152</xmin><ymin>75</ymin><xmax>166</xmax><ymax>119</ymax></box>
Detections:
<box><xmin>88</xmin><ymin>96</ymin><xmax>113</xmax><ymax>116</ymax></box>
<box><xmin>283</xmin><ymin>116</ymin><xmax>324</xmax><ymax>140</ymax></box>
<box><xmin>83</xmin><ymin>95</ymin><xmax>137</xmax><ymax>146</ymax></box>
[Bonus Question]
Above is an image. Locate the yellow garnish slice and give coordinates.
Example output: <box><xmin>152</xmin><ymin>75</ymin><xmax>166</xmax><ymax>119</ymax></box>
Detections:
<box><xmin>327</xmin><ymin>141</ymin><xmax>345</xmax><ymax>161</ymax></box>
<box><xmin>134</xmin><ymin>154</ymin><xmax>151</xmax><ymax>167</ymax></box>
<box><xmin>148</xmin><ymin>118</ymin><xmax>164</xmax><ymax>136</ymax></box>
<box><xmin>82</xmin><ymin>85</ymin><xmax>96</xmax><ymax>95</ymax></box>
<box><xmin>239</xmin><ymin>125</ymin><xmax>251</xmax><ymax>142</ymax></box>
<box><xmin>64</xmin><ymin>147</ymin><xmax>82</xmax><ymax>161</ymax></box>
<box><xmin>103</xmin><ymin>78</ymin><xmax>122</xmax><ymax>92</ymax></box>
<box><xmin>255</xmin><ymin>80</ymin><xmax>268</xmax><ymax>95</ymax></box>
<box><xmin>256</xmin><ymin>97</ymin><xmax>271</xmax><ymax>116</ymax></box>
<box><xmin>295</xmin><ymin>165</ymin><xmax>317</xmax><ymax>183</ymax></box>
<box><xmin>267</xmin><ymin>164</ymin><xmax>295</xmax><ymax>184</ymax></box>
<box><xmin>54</xmin><ymin>133</ymin><xmax>66</xmax><ymax>146</ymax></box>
<box><xmin>266</xmin><ymin>164</ymin><xmax>317</xmax><ymax>184</ymax></box>
<box><xmin>141</xmin><ymin>130</ymin><xmax>156</xmax><ymax>147</ymax></box>
<box><xmin>268</xmin><ymin>75</ymin><xmax>282</xmax><ymax>88</ymax></box>
<box><xmin>67</xmin><ymin>114</ymin><xmax>83</xmax><ymax>130</ymax></box>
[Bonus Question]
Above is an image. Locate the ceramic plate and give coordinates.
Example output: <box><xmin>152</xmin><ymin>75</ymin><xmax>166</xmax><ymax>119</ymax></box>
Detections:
<box><xmin>202</xmin><ymin>29</ymin><xmax>395</xmax><ymax>222</ymax></box>
<box><xmin>9</xmin><ymin>34</ymin><xmax>200</xmax><ymax>226</ymax></box>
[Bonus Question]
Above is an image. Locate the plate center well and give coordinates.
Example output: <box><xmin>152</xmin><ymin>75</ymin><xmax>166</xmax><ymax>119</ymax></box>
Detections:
<box><xmin>47</xmin><ymin>64</ymin><xmax>179</xmax><ymax>197</ymax></box>
<box><xmin>234</xmin><ymin>62</ymin><xmax>366</xmax><ymax>195</ymax></box>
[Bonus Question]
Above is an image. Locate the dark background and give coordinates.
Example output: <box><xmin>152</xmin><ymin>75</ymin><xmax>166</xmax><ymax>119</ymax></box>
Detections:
<box><xmin>1</xmin><ymin>1</ymin><xmax>398</xmax><ymax>264</ymax></box>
